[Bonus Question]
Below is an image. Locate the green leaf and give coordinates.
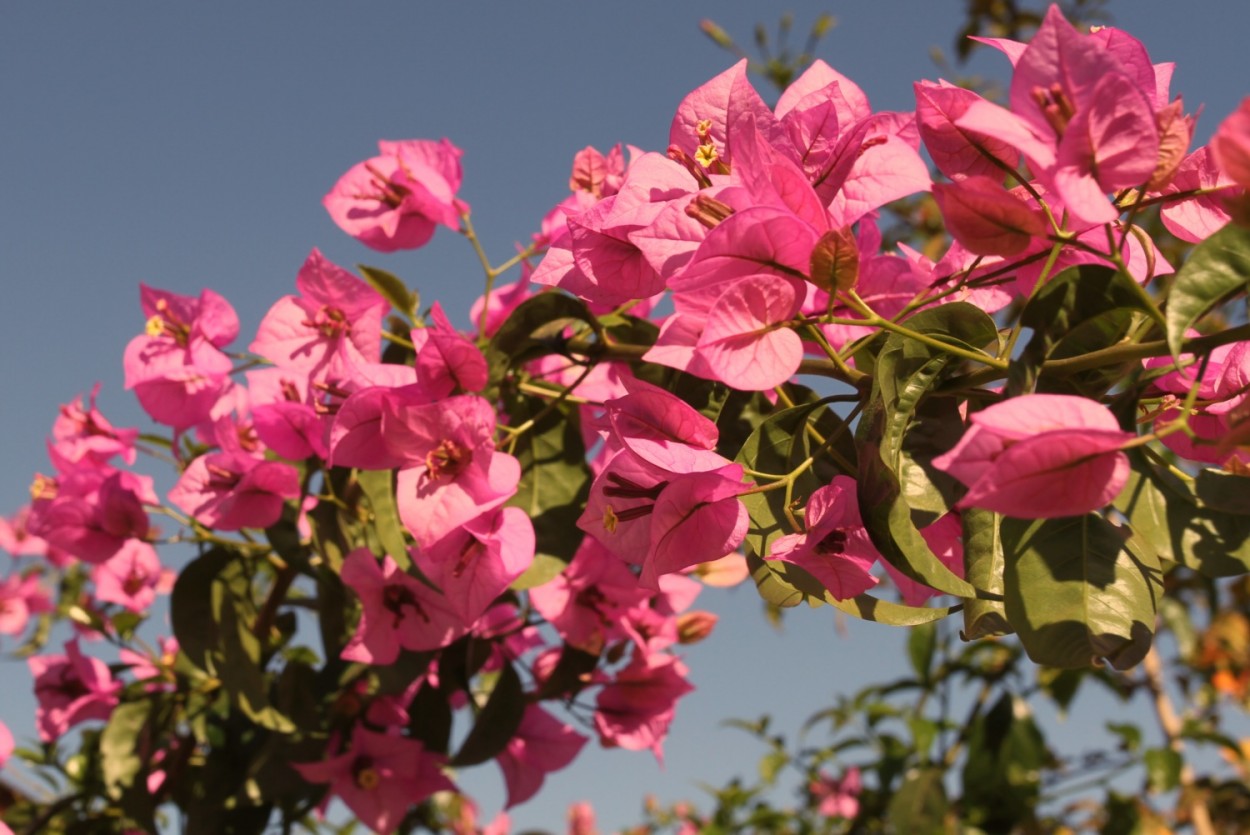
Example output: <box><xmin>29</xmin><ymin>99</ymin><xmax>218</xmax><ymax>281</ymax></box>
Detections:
<box><xmin>856</xmin><ymin>303</ymin><xmax>999</xmax><ymax>600</ymax></box>
<box><xmin>100</xmin><ymin>700</ymin><xmax>150</xmax><ymax>797</ymax></box>
<box><xmin>857</xmin><ymin>365</ymin><xmax>981</xmax><ymax>599</ymax></box>
<box><xmin>1100</xmin><ymin>793</ymin><xmax>1143</xmax><ymax>835</ymax></box>
<box><xmin>1106</xmin><ymin>721</ymin><xmax>1143</xmax><ymax>752</ymax></box>
<box><xmin>907</xmin><ymin>622</ymin><xmax>937</xmax><ymax>682</ymax></box>
<box><xmin>171</xmin><ymin>547</ymin><xmax>295</xmax><ymax>732</ymax></box>
<box><xmin>1166</xmin><ymin>223</ymin><xmax>1250</xmax><ymax>357</ymax></box>
<box><xmin>1037</xmin><ymin>667</ymin><xmax>1083</xmax><ymax>715</ymax></box>
<box><xmin>735</xmin><ymin>399</ymin><xmax>846</xmax><ymax>558</ymax></box>
<box><xmin>1115</xmin><ymin>451</ymin><xmax>1250</xmax><ymax>577</ymax></box>
<box><xmin>358</xmin><ymin>264</ymin><xmax>417</xmax><ymax>320</ymax></box>
<box><xmin>1012</xmin><ymin>264</ymin><xmax>1160</xmax><ymax>396</ymax></box>
<box><xmin>1143</xmin><ymin>747</ymin><xmax>1182</xmax><ymax>792</ymax></box>
<box><xmin>887</xmin><ymin>766</ymin><xmax>948</xmax><ymax>834</ymax></box>
<box><xmin>960</xmin><ymin>694</ymin><xmax>1045</xmax><ymax>830</ymax></box>
<box><xmin>171</xmin><ymin>547</ymin><xmax>235</xmax><ymax>671</ymax></box>
<box><xmin>486</xmin><ymin>292</ymin><xmax>596</xmax><ymax>384</ymax></box>
<box><xmin>747</xmin><ymin>551</ymin><xmax>960</xmax><ymax>625</ymax></box>
<box><xmin>1038</xmin><ymin>308</ymin><xmax>1136</xmax><ymax>397</ymax></box>
<box><xmin>406</xmin><ymin>682</ymin><xmax>454</xmax><ymax>756</ymax></box>
<box><xmin>451</xmin><ymin>662</ymin><xmax>525</xmax><ymax>767</ymax></box>
<box><xmin>504</xmin><ymin>393</ymin><xmax>590</xmax><ymax>561</ymax></box>
<box><xmin>217</xmin><ymin>582</ymin><xmax>295</xmax><ymax>734</ymax></box>
<box><xmin>898</xmin><ymin>396</ymin><xmax>965</xmax><ymax>525</ymax></box>
<box><xmin>961</xmin><ymin>508</ymin><xmax>1012</xmax><ymax>640</ymax></box>
<box><xmin>356</xmin><ymin>468</ymin><xmax>412</xmax><ymax>571</ymax></box>
<box><xmin>1194</xmin><ymin>468</ymin><xmax>1250</xmax><ymax>513</ymax></box>
<box><xmin>758</xmin><ymin>749</ymin><xmax>788</xmax><ymax>785</ymax></box>
<box><xmin>1001</xmin><ymin>514</ymin><xmax>1161</xmax><ymax>669</ymax></box>
<box><xmin>536</xmin><ymin>643</ymin><xmax>599</xmax><ymax>700</ymax></box>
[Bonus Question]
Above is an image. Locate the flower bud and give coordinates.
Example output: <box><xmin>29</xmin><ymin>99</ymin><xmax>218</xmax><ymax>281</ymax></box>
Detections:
<box><xmin>676</xmin><ymin>610</ymin><xmax>719</xmax><ymax>644</ymax></box>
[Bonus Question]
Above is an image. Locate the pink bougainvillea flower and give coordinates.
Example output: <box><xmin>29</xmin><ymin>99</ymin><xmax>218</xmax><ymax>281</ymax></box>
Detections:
<box><xmin>931</xmin><ymin>176</ymin><xmax>1049</xmax><ymax>257</ymax></box>
<box><xmin>530</xmin><ymin>144</ymin><xmax>629</xmax><ymax>252</ymax></box>
<box><xmin>954</xmin><ymin>6</ymin><xmax>1170</xmax><ymax>227</ymax></box>
<box><xmin>339</xmin><ymin>548</ymin><xmax>467</xmax><ymax>664</ymax></box>
<box><xmin>809</xmin><ymin>766</ymin><xmax>862</xmax><ymax>819</ymax></box>
<box><xmin>579</xmin><ymin>451</ymin><xmax>748</xmax><ymax>589</ymax></box>
<box><xmin>93</xmin><ymin>539</ymin><xmax>165</xmax><ymax>613</ymax></box>
<box><xmin>123</xmin><ymin>285</ymin><xmax>238</xmax><ymax>429</ymax></box>
<box><xmin>532</xmin><ymin>152</ymin><xmax>692</xmax><ymax>306</ymax></box>
<box><xmin>0</xmin><ymin>719</ymin><xmax>12</xmax><ymax>769</ymax></box>
<box><xmin>642</xmin><ymin>466</ymin><xmax>749</xmax><ymax>590</ymax></box>
<box><xmin>914</xmin><ymin>80</ymin><xmax>1019</xmax><ymax>182</ymax></box>
<box><xmin>246</xmin><ymin>368</ymin><xmax>330</xmax><ymax>462</ymax></box>
<box><xmin>327</xmin><ymin>384</ymin><xmax>425</xmax><ymax>471</ymax></box>
<box><xmin>933</xmin><ymin>393</ymin><xmax>1135</xmax><ymax>518</ymax></box>
<box><xmin>293</xmin><ymin>727</ymin><xmax>455</xmax><ymax>835</ymax></box>
<box><xmin>669</xmin><ymin>60</ymin><xmax>776</xmax><ymax>172</ymax></box>
<box><xmin>250</xmin><ymin>248</ymin><xmax>390</xmax><ymax>383</ymax></box>
<box><xmin>496</xmin><ymin>704</ymin><xmax>587</xmax><ymax>808</ymax></box>
<box><xmin>50</xmin><ymin>385</ymin><xmax>138</xmax><ymax>471</ymax></box>
<box><xmin>168</xmin><ymin>451</ymin><xmax>300</xmax><ymax>531</ymax></box>
<box><xmin>384</xmin><ymin>394</ymin><xmax>520</xmax><ymax>548</ymax></box>
<box><xmin>1155</xmin><ymin>146</ymin><xmax>1236</xmax><ymax>243</ymax></box>
<box><xmin>1210</xmin><ymin>97</ymin><xmax>1250</xmax><ymax>223</ymax></box>
<box><xmin>593</xmin><ymin>651</ymin><xmax>694</xmax><ymax>763</ymax></box>
<box><xmin>30</xmin><ymin>638</ymin><xmax>122</xmax><ymax>742</ymax></box>
<box><xmin>414</xmin><ymin>302</ymin><xmax>489</xmax><ymax>397</ymax></box>
<box><xmin>415</xmin><ymin>506</ymin><xmax>535</xmax><ymax>625</ymax></box>
<box><xmin>766</xmin><ymin>476</ymin><xmax>880</xmax><ymax>600</ymax></box>
<box><xmin>530</xmin><ymin>537</ymin><xmax>648</xmax><ymax>654</ymax></box>
<box><xmin>29</xmin><ymin>469</ymin><xmax>154</xmax><ymax>565</ymax></box>
<box><xmin>0</xmin><ymin>506</ymin><xmax>51</xmax><ymax>558</ymax></box>
<box><xmin>602</xmin><ymin>381</ymin><xmax>723</xmax><ymax>473</ymax></box>
<box><xmin>0</xmin><ymin>571</ymin><xmax>52</xmax><ymax>637</ymax></box>
<box><xmin>1213</xmin><ymin>96</ymin><xmax>1250</xmax><ymax>190</ymax></box>
<box><xmin>324</xmin><ymin>138</ymin><xmax>466</xmax><ymax>252</ymax></box>
<box><xmin>567</xmin><ymin>803</ymin><xmax>598</xmax><ymax>835</ymax></box>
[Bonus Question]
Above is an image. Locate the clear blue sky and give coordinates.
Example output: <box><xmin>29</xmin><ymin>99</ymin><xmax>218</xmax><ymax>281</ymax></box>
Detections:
<box><xmin>2</xmin><ymin>2</ymin><xmax>1248</xmax><ymax>830</ymax></box>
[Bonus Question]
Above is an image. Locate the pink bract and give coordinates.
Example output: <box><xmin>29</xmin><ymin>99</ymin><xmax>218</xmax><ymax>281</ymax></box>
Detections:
<box><xmin>30</xmin><ymin>639</ymin><xmax>122</xmax><ymax>742</ymax></box>
<box><xmin>496</xmin><ymin>705</ymin><xmax>587</xmax><ymax>808</ymax></box>
<box><xmin>249</xmin><ymin>248</ymin><xmax>390</xmax><ymax>384</ymax></box>
<box><xmin>932</xmin><ymin>394</ymin><xmax>1135</xmax><ymax>518</ymax></box>
<box><xmin>339</xmin><ymin>549</ymin><xmax>468</xmax><ymax>664</ymax></box>
<box><xmin>594</xmin><ymin>651</ymin><xmax>694</xmax><ymax>764</ymax></box>
<box><xmin>167</xmin><ymin>451</ymin><xmax>300</xmax><ymax>531</ymax></box>
<box><xmin>93</xmin><ymin>539</ymin><xmax>165</xmax><ymax>613</ymax></box>
<box><xmin>0</xmin><ymin>720</ymin><xmax>12</xmax><ymax>769</ymax></box>
<box><xmin>323</xmin><ymin>138</ymin><xmax>466</xmax><ymax>252</ymax></box>
<box><xmin>293</xmin><ymin>727</ymin><xmax>455</xmax><ymax>835</ymax></box>
<box><xmin>766</xmin><ymin>476</ymin><xmax>879</xmax><ymax>600</ymax></box>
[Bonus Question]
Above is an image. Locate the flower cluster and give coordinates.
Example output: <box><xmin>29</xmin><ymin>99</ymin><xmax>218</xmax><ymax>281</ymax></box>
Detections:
<box><xmin>3</xmin><ymin>5</ymin><xmax>1250</xmax><ymax>833</ymax></box>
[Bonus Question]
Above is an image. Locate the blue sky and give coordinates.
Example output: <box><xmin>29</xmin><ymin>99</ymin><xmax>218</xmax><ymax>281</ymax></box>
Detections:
<box><xmin>2</xmin><ymin>1</ymin><xmax>1249</xmax><ymax>830</ymax></box>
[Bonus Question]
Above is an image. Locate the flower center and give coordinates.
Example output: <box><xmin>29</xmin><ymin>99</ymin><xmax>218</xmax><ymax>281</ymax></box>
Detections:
<box><xmin>1031</xmin><ymin>83</ymin><xmax>1076</xmax><ymax>136</ymax></box>
<box><xmin>352</xmin><ymin>756</ymin><xmax>381</xmax><ymax>791</ymax></box>
<box><xmin>814</xmin><ymin>529</ymin><xmax>848</xmax><ymax>556</ymax></box>
<box><xmin>144</xmin><ymin>299</ymin><xmax>192</xmax><ymax>348</ymax></box>
<box><xmin>356</xmin><ymin>160</ymin><xmax>413</xmax><ymax>209</ymax></box>
<box><xmin>382</xmin><ymin>583</ymin><xmax>428</xmax><ymax>627</ymax></box>
<box><xmin>426</xmin><ymin>439</ymin><xmax>471</xmax><ymax>480</ymax></box>
<box><xmin>302</xmin><ymin>305</ymin><xmax>352</xmax><ymax>339</ymax></box>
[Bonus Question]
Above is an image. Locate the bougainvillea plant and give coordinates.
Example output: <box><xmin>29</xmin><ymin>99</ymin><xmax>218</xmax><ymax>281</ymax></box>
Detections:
<box><xmin>3</xmin><ymin>5</ymin><xmax>1250</xmax><ymax>833</ymax></box>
